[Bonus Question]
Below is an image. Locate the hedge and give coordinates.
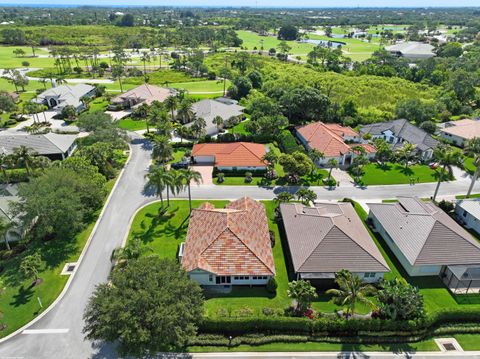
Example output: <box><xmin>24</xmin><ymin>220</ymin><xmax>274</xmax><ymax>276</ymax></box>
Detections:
<box><xmin>212</xmin><ymin>168</ymin><xmax>267</xmax><ymax>177</ymax></box>
<box><xmin>278</xmin><ymin>130</ymin><xmax>303</xmax><ymax>154</ymax></box>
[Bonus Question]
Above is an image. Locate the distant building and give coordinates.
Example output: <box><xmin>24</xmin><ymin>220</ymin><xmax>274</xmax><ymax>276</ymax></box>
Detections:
<box><xmin>35</xmin><ymin>84</ymin><xmax>96</xmax><ymax>113</ymax></box>
<box><xmin>180</xmin><ymin>197</ymin><xmax>275</xmax><ymax>286</ymax></box>
<box><xmin>280</xmin><ymin>201</ymin><xmax>390</xmax><ymax>287</ymax></box>
<box><xmin>0</xmin><ymin>133</ymin><xmax>77</xmax><ymax>160</ymax></box>
<box><xmin>360</xmin><ymin>119</ymin><xmax>438</xmax><ymax>160</ymax></box>
<box><xmin>385</xmin><ymin>42</ymin><xmax>435</xmax><ymax>60</ymax></box>
<box><xmin>439</xmin><ymin>119</ymin><xmax>480</xmax><ymax>147</ymax></box>
<box><xmin>109</xmin><ymin>84</ymin><xmax>176</xmax><ymax>110</ymax></box>
<box><xmin>296</xmin><ymin>122</ymin><xmax>376</xmax><ymax>167</ymax></box>
<box><xmin>191</xmin><ymin>142</ymin><xmax>267</xmax><ymax>171</ymax></box>
<box><xmin>456</xmin><ymin>199</ymin><xmax>480</xmax><ymax>236</ymax></box>
<box><xmin>186</xmin><ymin>98</ymin><xmax>245</xmax><ymax>136</ymax></box>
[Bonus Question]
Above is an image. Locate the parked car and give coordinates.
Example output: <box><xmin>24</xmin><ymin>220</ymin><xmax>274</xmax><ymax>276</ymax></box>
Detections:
<box><xmin>171</xmin><ymin>160</ymin><xmax>190</xmax><ymax>169</ymax></box>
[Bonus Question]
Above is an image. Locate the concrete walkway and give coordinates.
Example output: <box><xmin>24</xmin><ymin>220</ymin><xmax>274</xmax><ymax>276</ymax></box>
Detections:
<box><xmin>330</xmin><ymin>168</ymin><xmax>355</xmax><ymax>187</ymax></box>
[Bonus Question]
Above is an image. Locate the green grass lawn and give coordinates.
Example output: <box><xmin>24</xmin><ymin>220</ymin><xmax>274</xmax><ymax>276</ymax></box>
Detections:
<box><xmin>229</xmin><ymin>119</ymin><xmax>250</xmax><ymax>135</ymax></box>
<box><xmin>117</xmin><ymin>118</ymin><xmax>149</xmax><ymax>131</ymax></box>
<box><xmin>189</xmin><ymin>339</ymin><xmax>439</xmax><ymax>352</ymax></box>
<box><xmin>455</xmin><ymin>334</ymin><xmax>480</xmax><ymax>350</ymax></box>
<box><xmin>127</xmin><ymin>200</ymin><xmax>370</xmax><ymax>318</ymax></box>
<box><xmin>0</xmin><ymin>179</ymin><xmax>116</xmax><ymax>338</ymax></box>
<box><xmin>87</xmin><ymin>96</ymin><xmax>109</xmax><ymax>113</ymax></box>
<box><xmin>170</xmin><ymin>80</ymin><xmax>229</xmax><ymax>94</ymax></box>
<box><xmin>0</xmin><ymin>46</ymin><xmax>54</xmax><ymax>68</ymax></box>
<box><xmin>352</xmin><ymin>202</ymin><xmax>480</xmax><ymax>316</ymax></box>
<box><xmin>357</xmin><ymin>162</ymin><xmax>447</xmax><ymax>186</ymax></box>
<box><xmin>306</xmin><ymin>33</ymin><xmax>381</xmax><ymax>61</ymax></box>
<box><xmin>464</xmin><ymin>157</ymin><xmax>477</xmax><ymax>175</ymax></box>
<box><xmin>236</xmin><ymin>30</ymin><xmax>315</xmax><ymax>55</ymax></box>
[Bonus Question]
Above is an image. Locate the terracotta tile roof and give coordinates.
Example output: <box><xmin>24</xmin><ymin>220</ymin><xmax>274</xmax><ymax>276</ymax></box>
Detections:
<box><xmin>192</xmin><ymin>142</ymin><xmax>267</xmax><ymax>167</ymax></box>
<box><xmin>352</xmin><ymin>143</ymin><xmax>377</xmax><ymax>154</ymax></box>
<box><xmin>182</xmin><ymin>197</ymin><xmax>275</xmax><ymax>276</ymax></box>
<box><xmin>296</xmin><ymin>122</ymin><xmax>359</xmax><ymax>157</ymax></box>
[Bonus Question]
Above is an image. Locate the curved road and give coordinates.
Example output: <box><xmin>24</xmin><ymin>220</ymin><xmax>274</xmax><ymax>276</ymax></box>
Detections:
<box><xmin>0</xmin><ymin>134</ymin><xmax>479</xmax><ymax>358</ymax></box>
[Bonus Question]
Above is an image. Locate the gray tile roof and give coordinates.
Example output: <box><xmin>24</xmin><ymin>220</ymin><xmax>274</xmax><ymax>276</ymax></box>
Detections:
<box><xmin>360</xmin><ymin>119</ymin><xmax>438</xmax><ymax>152</ymax></box>
<box><xmin>385</xmin><ymin>42</ymin><xmax>435</xmax><ymax>56</ymax></box>
<box><xmin>280</xmin><ymin>202</ymin><xmax>390</xmax><ymax>274</ymax></box>
<box><xmin>457</xmin><ymin>199</ymin><xmax>480</xmax><ymax>221</ymax></box>
<box><xmin>36</xmin><ymin>84</ymin><xmax>94</xmax><ymax>109</ymax></box>
<box><xmin>0</xmin><ymin>133</ymin><xmax>77</xmax><ymax>156</ymax></box>
<box><xmin>187</xmin><ymin>99</ymin><xmax>244</xmax><ymax>136</ymax></box>
<box><xmin>368</xmin><ymin>197</ymin><xmax>480</xmax><ymax>266</ymax></box>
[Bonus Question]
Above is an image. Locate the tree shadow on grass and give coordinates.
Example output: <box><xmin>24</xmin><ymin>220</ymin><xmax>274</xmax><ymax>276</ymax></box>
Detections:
<box><xmin>40</xmin><ymin>237</ymin><xmax>79</xmax><ymax>269</ymax></box>
<box><xmin>398</xmin><ymin>166</ymin><xmax>414</xmax><ymax>177</ymax></box>
<box><xmin>10</xmin><ymin>285</ymin><xmax>34</xmax><ymax>307</ymax></box>
<box><xmin>375</xmin><ymin>163</ymin><xmax>392</xmax><ymax>172</ymax></box>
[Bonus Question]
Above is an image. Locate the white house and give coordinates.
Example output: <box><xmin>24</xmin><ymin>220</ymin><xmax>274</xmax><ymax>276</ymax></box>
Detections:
<box><xmin>439</xmin><ymin>119</ymin><xmax>480</xmax><ymax>148</ymax></box>
<box><xmin>456</xmin><ymin>199</ymin><xmax>480</xmax><ymax>236</ymax></box>
<box><xmin>35</xmin><ymin>84</ymin><xmax>96</xmax><ymax>113</ymax></box>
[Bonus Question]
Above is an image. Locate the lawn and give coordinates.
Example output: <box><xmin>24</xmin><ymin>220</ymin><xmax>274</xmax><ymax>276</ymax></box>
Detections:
<box><xmin>87</xmin><ymin>96</ymin><xmax>109</xmax><ymax>113</ymax></box>
<box><xmin>454</xmin><ymin>334</ymin><xmax>480</xmax><ymax>350</ymax></box>
<box><xmin>0</xmin><ymin>46</ymin><xmax>55</xmax><ymax>68</ymax></box>
<box><xmin>464</xmin><ymin>157</ymin><xmax>477</xmax><ymax>175</ymax></box>
<box><xmin>352</xmin><ymin>201</ymin><xmax>480</xmax><ymax>316</ymax></box>
<box><xmin>170</xmin><ymin>80</ymin><xmax>229</xmax><ymax>94</ymax></box>
<box><xmin>0</xmin><ymin>179</ymin><xmax>116</xmax><ymax>338</ymax></box>
<box><xmin>306</xmin><ymin>33</ymin><xmax>381</xmax><ymax>61</ymax></box>
<box><xmin>126</xmin><ymin>200</ymin><xmax>370</xmax><ymax>318</ymax></box>
<box><xmin>117</xmin><ymin>118</ymin><xmax>149</xmax><ymax>131</ymax></box>
<box><xmin>229</xmin><ymin>119</ymin><xmax>250</xmax><ymax>135</ymax></box>
<box><xmin>236</xmin><ymin>30</ymin><xmax>314</xmax><ymax>55</ymax></box>
<box><xmin>356</xmin><ymin>162</ymin><xmax>446</xmax><ymax>186</ymax></box>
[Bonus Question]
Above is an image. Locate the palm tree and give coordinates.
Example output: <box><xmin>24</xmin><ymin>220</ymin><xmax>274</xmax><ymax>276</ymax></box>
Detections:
<box><xmin>326</xmin><ymin>158</ymin><xmax>338</xmax><ymax>181</ymax></box>
<box><xmin>464</xmin><ymin>138</ymin><xmax>480</xmax><ymax>198</ymax></box>
<box><xmin>432</xmin><ymin>144</ymin><xmax>463</xmax><ymax>201</ymax></box>
<box><xmin>0</xmin><ymin>153</ymin><xmax>12</xmax><ymax>184</ymax></box>
<box><xmin>164</xmin><ymin>95</ymin><xmax>178</xmax><ymax>121</ymax></box>
<box><xmin>180</xmin><ymin>168</ymin><xmax>202</xmax><ymax>214</ymax></box>
<box><xmin>177</xmin><ymin>99</ymin><xmax>195</xmax><ymax>124</ymax></box>
<box><xmin>111</xmin><ymin>237</ymin><xmax>152</xmax><ymax>266</ymax></box>
<box><xmin>212</xmin><ymin>115</ymin><xmax>224</xmax><ymax>132</ymax></box>
<box><xmin>308</xmin><ymin>149</ymin><xmax>324</xmax><ymax>175</ymax></box>
<box><xmin>326</xmin><ymin>269</ymin><xmax>377</xmax><ymax>319</ymax></box>
<box><xmin>112</xmin><ymin>65</ymin><xmax>125</xmax><ymax>93</ymax></box>
<box><xmin>140</xmin><ymin>51</ymin><xmax>151</xmax><ymax>83</ymax></box>
<box><xmin>152</xmin><ymin>136</ymin><xmax>173</xmax><ymax>164</ymax></box>
<box><xmin>12</xmin><ymin>146</ymin><xmax>36</xmax><ymax>176</ymax></box>
<box><xmin>144</xmin><ymin>165</ymin><xmax>170</xmax><ymax>214</ymax></box>
<box><xmin>396</xmin><ymin>143</ymin><xmax>417</xmax><ymax>169</ymax></box>
<box><xmin>0</xmin><ymin>217</ymin><xmax>14</xmax><ymax>251</ymax></box>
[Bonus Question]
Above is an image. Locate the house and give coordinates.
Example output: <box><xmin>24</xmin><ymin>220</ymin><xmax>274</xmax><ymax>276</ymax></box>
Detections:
<box><xmin>385</xmin><ymin>42</ymin><xmax>435</xmax><ymax>60</ymax></box>
<box><xmin>186</xmin><ymin>98</ymin><xmax>245</xmax><ymax>136</ymax></box>
<box><xmin>360</xmin><ymin>119</ymin><xmax>438</xmax><ymax>160</ymax></box>
<box><xmin>0</xmin><ymin>184</ymin><xmax>28</xmax><ymax>244</ymax></box>
<box><xmin>0</xmin><ymin>133</ymin><xmax>77</xmax><ymax>160</ymax></box>
<box><xmin>280</xmin><ymin>201</ymin><xmax>390</xmax><ymax>287</ymax></box>
<box><xmin>295</xmin><ymin>122</ymin><xmax>376</xmax><ymax>167</ymax></box>
<box><xmin>35</xmin><ymin>84</ymin><xmax>96</xmax><ymax>113</ymax></box>
<box><xmin>439</xmin><ymin>119</ymin><xmax>480</xmax><ymax>147</ymax></box>
<box><xmin>109</xmin><ymin>84</ymin><xmax>176</xmax><ymax>109</ymax></box>
<box><xmin>179</xmin><ymin>197</ymin><xmax>275</xmax><ymax>286</ymax></box>
<box><xmin>456</xmin><ymin>199</ymin><xmax>480</xmax><ymax>236</ymax></box>
<box><xmin>191</xmin><ymin>142</ymin><xmax>267</xmax><ymax>171</ymax></box>
<box><xmin>368</xmin><ymin>197</ymin><xmax>480</xmax><ymax>279</ymax></box>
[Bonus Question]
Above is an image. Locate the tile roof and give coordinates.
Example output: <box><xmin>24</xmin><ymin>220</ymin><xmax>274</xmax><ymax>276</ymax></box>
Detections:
<box><xmin>360</xmin><ymin>119</ymin><xmax>438</xmax><ymax>152</ymax></box>
<box><xmin>111</xmin><ymin>84</ymin><xmax>176</xmax><ymax>106</ymax></box>
<box><xmin>457</xmin><ymin>199</ymin><xmax>480</xmax><ymax>221</ymax></box>
<box><xmin>186</xmin><ymin>99</ymin><xmax>245</xmax><ymax>136</ymax></box>
<box><xmin>36</xmin><ymin>84</ymin><xmax>94</xmax><ymax>109</ymax></box>
<box><xmin>440</xmin><ymin>119</ymin><xmax>480</xmax><ymax>140</ymax></box>
<box><xmin>0</xmin><ymin>133</ymin><xmax>77</xmax><ymax>156</ymax></box>
<box><xmin>192</xmin><ymin>142</ymin><xmax>266</xmax><ymax>167</ymax></box>
<box><xmin>368</xmin><ymin>197</ymin><xmax>480</xmax><ymax>266</ymax></box>
<box><xmin>296</xmin><ymin>122</ymin><xmax>361</xmax><ymax>157</ymax></box>
<box><xmin>182</xmin><ymin>197</ymin><xmax>275</xmax><ymax>276</ymax></box>
<box><xmin>385</xmin><ymin>42</ymin><xmax>435</xmax><ymax>56</ymax></box>
<box><xmin>280</xmin><ymin>202</ymin><xmax>390</xmax><ymax>274</ymax></box>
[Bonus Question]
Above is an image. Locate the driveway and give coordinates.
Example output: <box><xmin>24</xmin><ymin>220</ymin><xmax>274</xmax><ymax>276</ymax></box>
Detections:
<box><xmin>191</xmin><ymin>165</ymin><xmax>214</xmax><ymax>185</ymax></box>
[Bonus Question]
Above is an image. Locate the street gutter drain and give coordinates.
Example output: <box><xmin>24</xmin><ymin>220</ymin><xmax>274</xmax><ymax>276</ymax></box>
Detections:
<box><xmin>442</xmin><ymin>343</ymin><xmax>456</xmax><ymax>351</ymax></box>
<box><xmin>61</xmin><ymin>262</ymin><xmax>77</xmax><ymax>275</ymax></box>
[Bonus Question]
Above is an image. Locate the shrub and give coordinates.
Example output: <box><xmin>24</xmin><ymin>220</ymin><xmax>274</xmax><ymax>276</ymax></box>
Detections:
<box><xmin>269</xmin><ymin>230</ymin><xmax>276</xmax><ymax>247</ymax></box>
<box><xmin>266</xmin><ymin>277</ymin><xmax>278</xmax><ymax>294</ymax></box>
<box><xmin>217</xmin><ymin>173</ymin><xmax>225</xmax><ymax>183</ymax></box>
<box><xmin>278</xmin><ymin>130</ymin><xmax>303</xmax><ymax>154</ymax></box>
<box><xmin>262</xmin><ymin>307</ymin><xmax>275</xmax><ymax>316</ymax></box>
<box><xmin>235</xmin><ymin>306</ymin><xmax>254</xmax><ymax>317</ymax></box>
<box><xmin>438</xmin><ymin>199</ymin><xmax>454</xmax><ymax>214</ymax></box>
<box><xmin>244</xmin><ymin>171</ymin><xmax>253</xmax><ymax>183</ymax></box>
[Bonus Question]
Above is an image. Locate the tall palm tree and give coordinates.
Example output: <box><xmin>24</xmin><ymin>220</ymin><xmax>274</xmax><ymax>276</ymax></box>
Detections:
<box><xmin>140</xmin><ymin>51</ymin><xmax>151</xmax><ymax>83</ymax></box>
<box><xmin>164</xmin><ymin>95</ymin><xmax>178</xmax><ymax>121</ymax></box>
<box><xmin>326</xmin><ymin>158</ymin><xmax>338</xmax><ymax>181</ymax></box>
<box><xmin>177</xmin><ymin>99</ymin><xmax>195</xmax><ymax>124</ymax></box>
<box><xmin>180</xmin><ymin>168</ymin><xmax>202</xmax><ymax>214</ymax></box>
<box><xmin>12</xmin><ymin>146</ymin><xmax>36</xmax><ymax>176</ymax></box>
<box><xmin>152</xmin><ymin>136</ymin><xmax>173</xmax><ymax>164</ymax></box>
<box><xmin>144</xmin><ymin>165</ymin><xmax>170</xmax><ymax>213</ymax></box>
<box><xmin>396</xmin><ymin>143</ymin><xmax>417</xmax><ymax>169</ymax></box>
<box><xmin>464</xmin><ymin>138</ymin><xmax>480</xmax><ymax>198</ymax></box>
<box><xmin>432</xmin><ymin>144</ymin><xmax>463</xmax><ymax>201</ymax></box>
<box><xmin>326</xmin><ymin>269</ymin><xmax>377</xmax><ymax>319</ymax></box>
<box><xmin>0</xmin><ymin>217</ymin><xmax>14</xmax><ymax>251</ymax></box>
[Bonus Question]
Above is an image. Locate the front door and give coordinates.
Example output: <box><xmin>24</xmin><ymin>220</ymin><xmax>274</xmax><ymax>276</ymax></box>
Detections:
<box><xmin>215</xmin><ymin>276</ymin><xmax>231</xmax><ymax>284</ymax></box>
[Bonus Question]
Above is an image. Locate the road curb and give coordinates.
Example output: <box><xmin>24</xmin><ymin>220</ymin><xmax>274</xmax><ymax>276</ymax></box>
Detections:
<box><xmin>0</xmin><ymin>142</ymin><xmax>133</xmax><ymax>344</ymax></box>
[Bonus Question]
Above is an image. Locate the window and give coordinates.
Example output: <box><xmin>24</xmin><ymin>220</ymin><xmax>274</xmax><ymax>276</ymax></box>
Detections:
<box><xmin>364</xmin><ymin>272</ymin><xmax>376</xmax><ymax>278</ymax></box>
<box><xmin>252</xmin><ymin>276</ymin><xmax>257</xmax><ymax>280</ymax></box>
<box><xmin>234</xmin><ymin>276</ymin><xmax>239</xmax><ymax>280</ymax></box>
<box><xmin>209</xmin><ymin>275</ymin><xmax>213</xmax><ymax>282</ymax></box>
<box><xmin>463</xmin><ymin>210</ymin><xmax>468</xmax><ymax>218</ymax></box>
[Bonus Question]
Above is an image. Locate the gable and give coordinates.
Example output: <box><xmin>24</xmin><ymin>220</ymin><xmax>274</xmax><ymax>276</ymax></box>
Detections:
<box><xmin>201</xmin><ymin>229</ymin><xmax>273</xmax><ymax>275</ymax></box>
<box><xmin>415</xmin><ymin>221</ymin><xmax>480</xmax><ymax>266</ymax></box>
<box><xmin>298</xmin><ymin>227</ymin><xmax>389</xmax><ymax>273</ymax></box>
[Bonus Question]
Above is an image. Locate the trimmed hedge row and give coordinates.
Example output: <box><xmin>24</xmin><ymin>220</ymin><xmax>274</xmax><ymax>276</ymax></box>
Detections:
<box><xmin>192</xmin><ymin>323</ymin><xmax>480</xmax><ymax>348</ymax></box>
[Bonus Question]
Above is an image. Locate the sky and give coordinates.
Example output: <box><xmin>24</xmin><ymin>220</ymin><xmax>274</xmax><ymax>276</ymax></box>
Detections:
<box><xmin>2</xmin><ymin>0</ymin><xmax>479</xmax><ymax>7</ymax></box>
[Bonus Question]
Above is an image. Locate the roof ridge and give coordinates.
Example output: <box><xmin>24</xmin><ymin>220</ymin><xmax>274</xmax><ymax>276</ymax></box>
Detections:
<box><xmin>297</xmin><ymin>220</ymin><xmax>334</xmax><ymax>271</ymax></box>
<box><xmin>39</xmin><ymin>133</ymin><xmax>64</xmax><ymax>152</ymax></box>
<box><xmin>236</xmin><ymin>142</ymin><xmax>264</xmax><ymax>162</ymax></box>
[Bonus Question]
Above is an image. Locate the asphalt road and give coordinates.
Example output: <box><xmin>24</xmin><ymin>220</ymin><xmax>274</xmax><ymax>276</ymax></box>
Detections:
<box><xmin>0</xmin><ymin>136</ymin><xmax>479</xmax><ymax>359</ymax></box>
